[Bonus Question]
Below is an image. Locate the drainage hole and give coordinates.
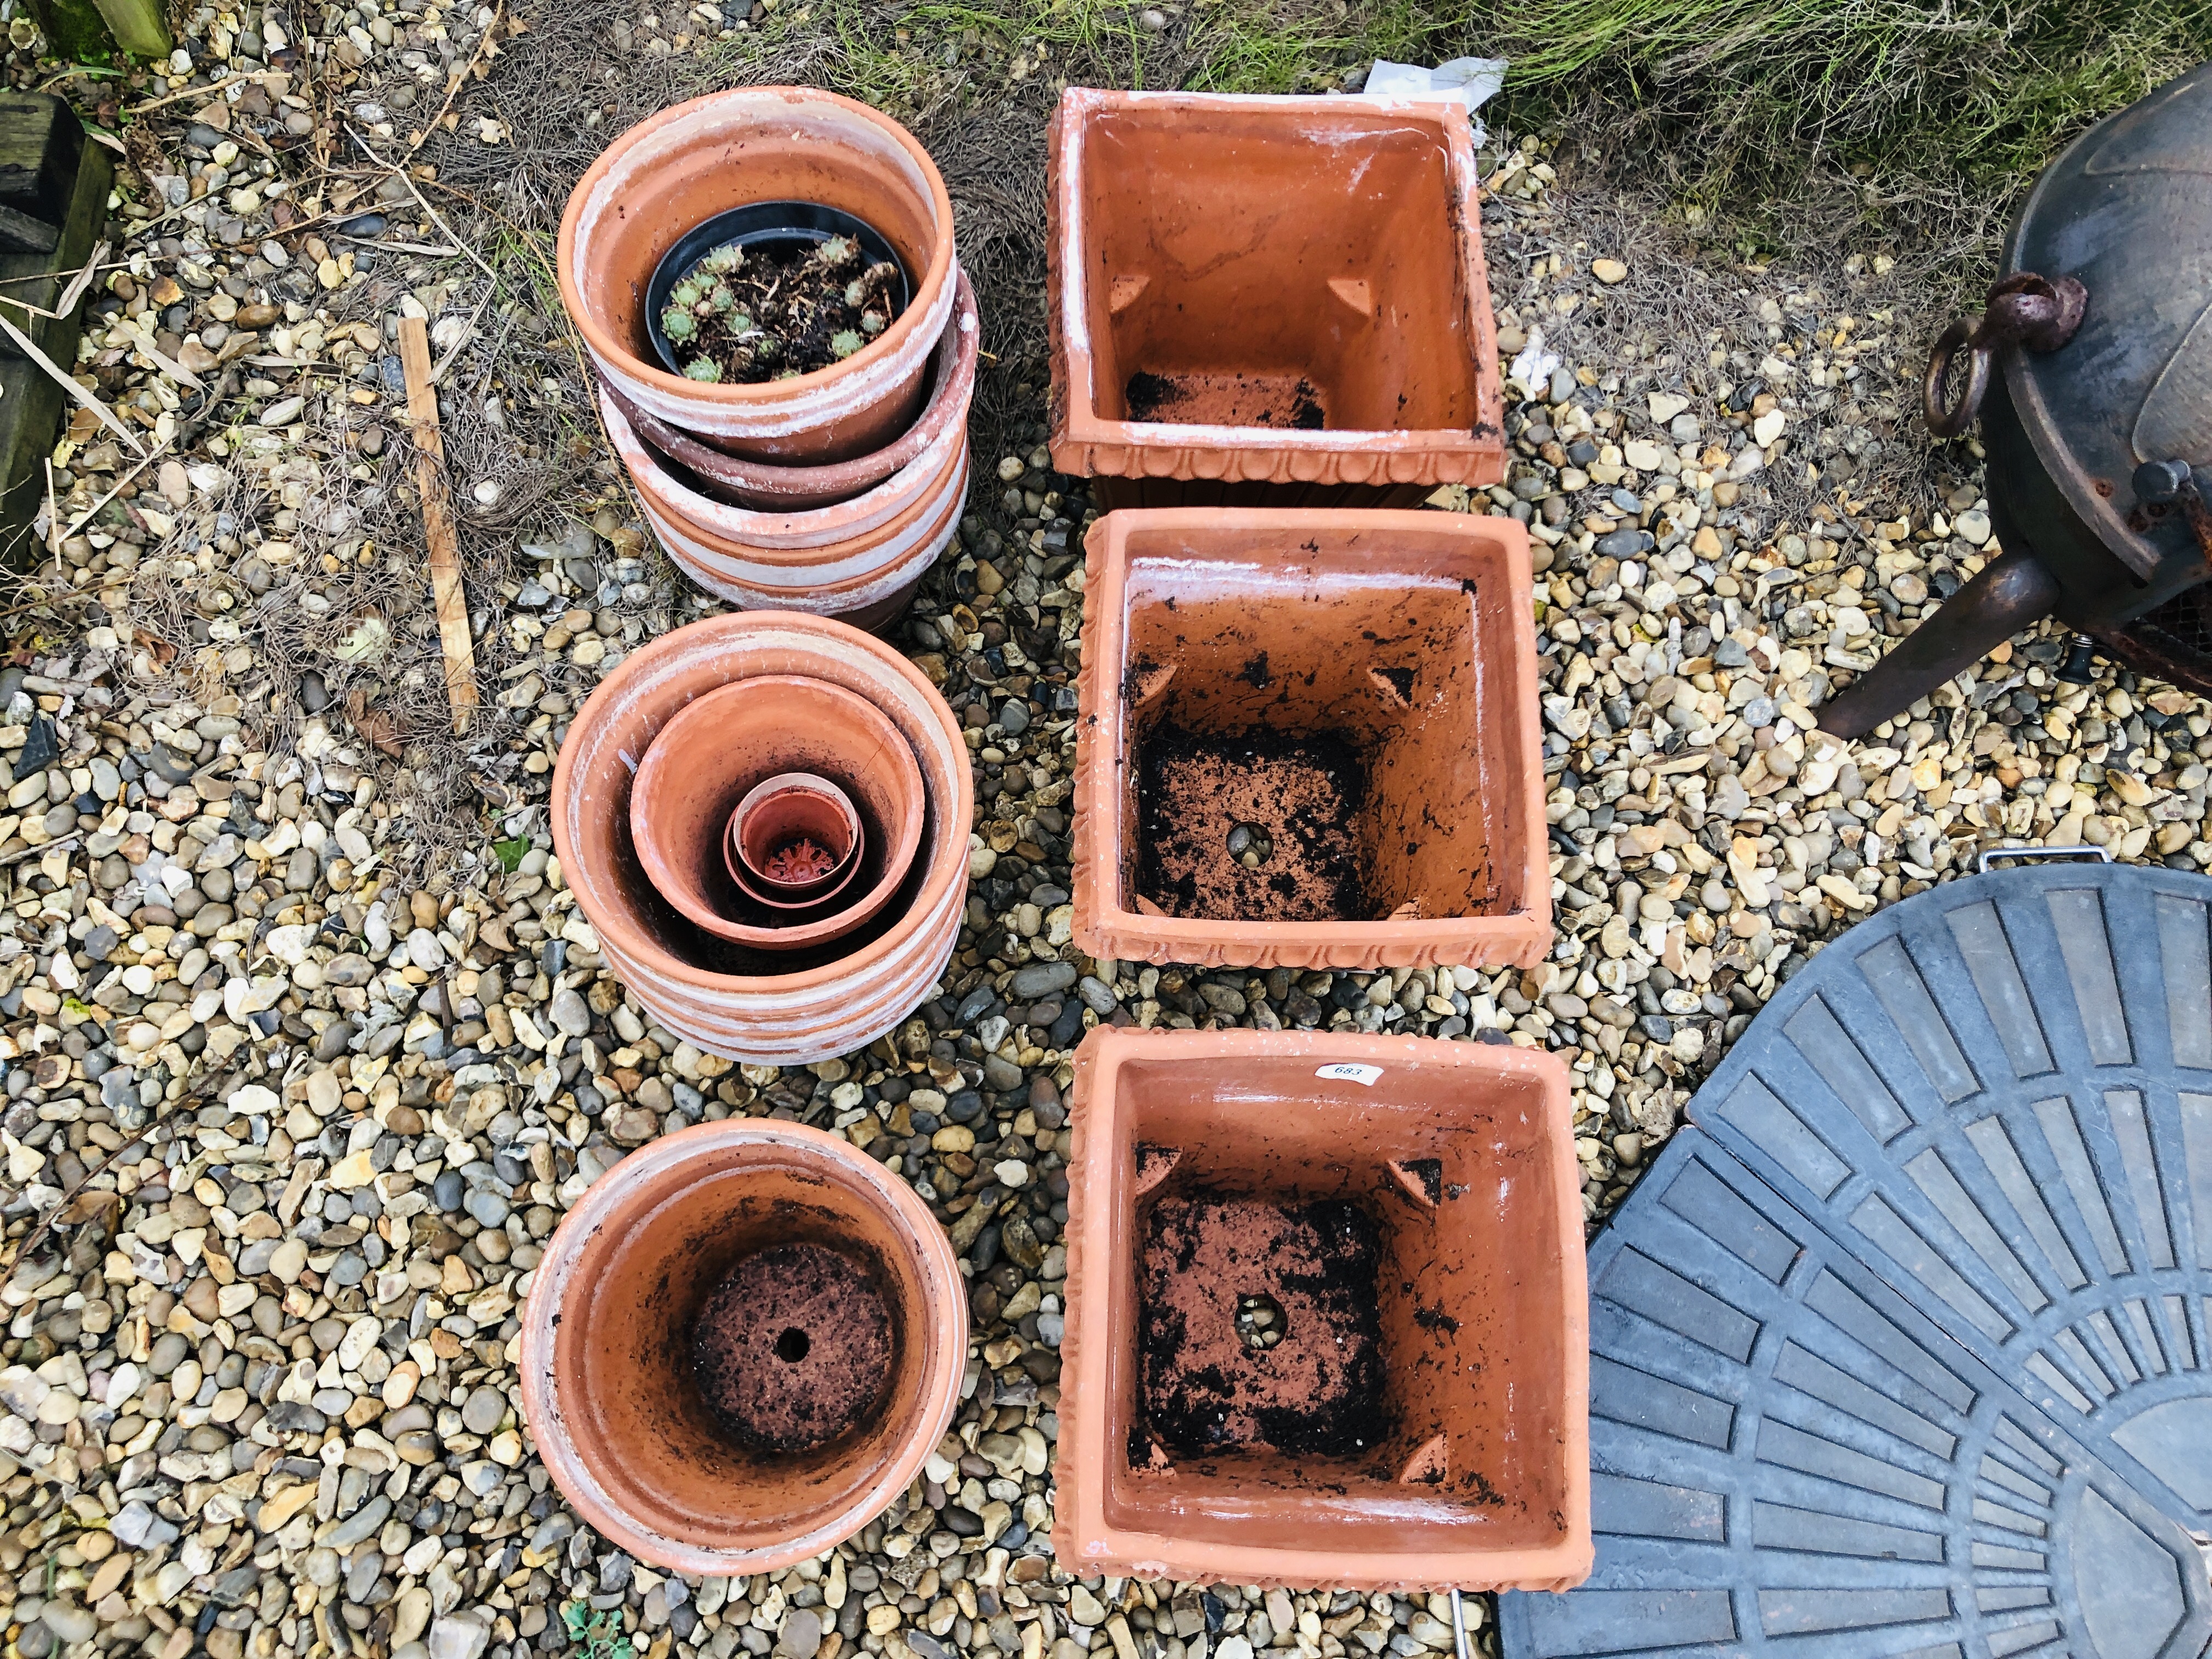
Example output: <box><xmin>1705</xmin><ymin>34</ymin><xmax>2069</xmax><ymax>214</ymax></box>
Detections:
<box><xmin>774</xmin><ymin>1327</ymin><xmax>811</xmax><ymax>1363</ymax></box>
<box><xmin>1236</xmin><ymin>1293</ymin><xmax>1286</xmax><ymax>1351</ymax></box>
<box><xmin>1226</xmin><ymin>822</ymin><xmax>1274</xmax><ymax>869</ymax></box>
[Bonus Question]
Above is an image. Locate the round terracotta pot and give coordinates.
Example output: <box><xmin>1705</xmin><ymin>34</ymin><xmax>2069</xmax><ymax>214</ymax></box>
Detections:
<box><xmin>610</xmin><ymin>268</ymin><xmax>980</xmax><ymax>512</ymax></box>
<box><xmin>520</xmin><ymin>1119</ymin><xmax>967</xmax><ymax>1576</ymax></box>
<box><xmin>615</xmin><ymin>384</ymin><xmax>969</xmax><ymax>632</ymax></box>
<box><xmin>729</xmin><ymin>773</ymin><xmax>865</xmax><ymax>909</ymax></box>
<box><xmin>560</xmin><ymin>87</ymin><xmax>957</xmax><ymax>462</ymax></box>
<box><xmin>627</xmin><ymin>675</ymin><xmax>927</xmax><ymax>953</ymax></box>
<box><xmin>553</xmin><ymin>613</ymin><xmax>972</xmax><ymax>1064</ymax></box>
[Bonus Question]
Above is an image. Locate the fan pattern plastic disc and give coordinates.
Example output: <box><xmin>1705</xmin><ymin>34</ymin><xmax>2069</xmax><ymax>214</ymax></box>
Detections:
<box><xmin>1500</xmin><ymin>861</ymin><xmax>2212</xmax><ymax>1657</ymax></box>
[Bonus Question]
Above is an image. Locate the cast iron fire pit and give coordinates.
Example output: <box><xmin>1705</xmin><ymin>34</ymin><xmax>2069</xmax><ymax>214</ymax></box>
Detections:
<box><xmin>1819</xmin><ymin>61</ymin><xmax>2212</xmax><ymax>738</ymax></box>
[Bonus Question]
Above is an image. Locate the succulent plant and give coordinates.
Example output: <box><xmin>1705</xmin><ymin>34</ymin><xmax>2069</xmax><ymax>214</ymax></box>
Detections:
<box><xmin>860</xmin><ymin>311</ymin><xmax>887</xmax><ymax>337</ymax></box>
<box><xmin>707</xmin><ymin>283</ymin><xmax>736</xmax><ymax>313</ymax></box>
<box><xmin>661</xmin><ymin>308</ymin><xmax>697</xmax><ymax>341</ymax></box>
<box><xmin>816</xmin><ymin>234</ymin><xmax>859</xmax><ymax>270</ymax></box>
<box><xmin>672</xmin><ymin>278</ymin><xmax>703</xmax><ymax>309</ymax></box>
<box><xmin>683</xmin><ymin>358</ymin><xmax>721</xmax><ymax>382</ymax></box>
<box><xmin>701</xmin><ymin>242</ymin><xmax>743</xmax><ymax>275</ymax></box>
<box><xmin>829</xmin><ymin>330</ymin><xmax>865</xmax><ymax>360</ymax></box>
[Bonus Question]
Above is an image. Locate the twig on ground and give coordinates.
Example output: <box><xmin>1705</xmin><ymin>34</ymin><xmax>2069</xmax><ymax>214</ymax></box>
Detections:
<box><xmin>398</xmin><ymin>314</ymin><xmax>482</xmax><ymax>735</ymax></box>
<box><xmin>60</xmin><ymin>435</ymin><xmax>173</xmax><ymax>543</ymax></box>
<box><xmin>346</xmin><ymin>127</ymin><xmax>500</xmax><ymax>283</ymax></box>
<box><xmin>123</xmin><ymin>71</ymin><xmax>273</xmax><ymax>114</ymax></box>
<box><xmin>0</xmin><ymin>835</ymin><xmax>76</xmax><ymax>868</ymax></box>
<box><xmin>398</xmin><ymin>0</ymin><xmax>507</xmax><ymax>171</ymax></box>
<box><xmin>0</xmin><ymin>239</ymin><xmax>110</xmax><ymax>322</ymax></box>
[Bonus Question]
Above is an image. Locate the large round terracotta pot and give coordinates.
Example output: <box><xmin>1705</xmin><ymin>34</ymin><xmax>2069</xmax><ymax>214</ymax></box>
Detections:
<box><xmin>551</xmin><ymin>613</ymin><xmax>972</xmax><ymax>1064</ymax></box>
<box><xmin>520</xmin><ymin>1119</ymin><xmax>967</xmax><ymax>1575</ymax></box>
<box><xmin>611</xmin><ymin>386</ymin><xmax>969</xmax><ymax>633</ymax></box>
<box><xmin>560</xmin><ymin>87</ymin><xmax>957</xmax><ymax>463</ymax></box>
<box><xmin>607</xmin><ymin>269</ymin><xmax>980</xmax><ymax>512</ymax></box>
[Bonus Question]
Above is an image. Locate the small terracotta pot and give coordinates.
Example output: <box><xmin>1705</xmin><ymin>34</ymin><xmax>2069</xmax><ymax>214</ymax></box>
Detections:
<box><xmin>1047</xmin><ymin>89</ymin><xmax>1505</xmax><ymax>506</ymax></box>
<box><xmin>1056</xmin><ymin>1026</ymin><xmax>1590</xmax><ymax>1592</ymax></box>
<box><xmin>727</xmin><ymin>772</ymin><xmax>865</xmax><ymax>909</ymax></box>
<box><xmin>608</xmin><ymin>268</ymin><xmax>980</xmax><ymax>512</ymax></box>
<box><xmin>555</xmin><ymin>614</ymin><xmax>971</xmax><ymax>1064</ymax></box>
<box><xmin>520</xmin><ymin>1119</ymin><xmax>967</xmax><ymax>1576</ymax></box>
<box><xmin>560</xmin><ymin>87</ymin><xmax>957</xmax><ymax>463</ymax></box>
<box><xmin>608</xmin><ymin>383</ymin><xmax>967</xmax><ymax>634</ymax></box>
<box><xmin>1071</xmin><ymin>507</ymin><xmax>1551</xmax><ymax>970</ymax></box>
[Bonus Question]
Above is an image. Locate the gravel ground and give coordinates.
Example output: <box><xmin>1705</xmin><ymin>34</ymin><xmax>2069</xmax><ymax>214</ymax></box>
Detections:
<box><xmin>1</xmin><ymin>10</ymin><xmax>2208</xmax><ymax>1659</ymax></box>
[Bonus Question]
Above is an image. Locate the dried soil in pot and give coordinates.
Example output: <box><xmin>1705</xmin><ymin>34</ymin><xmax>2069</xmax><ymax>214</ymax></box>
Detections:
<box><xmin>1138</xmin><ymin>1190</ymin><xmax>1388</xmax><ymax>1461</ymax></box>
<box><xmin>694</xmin><ymin>1242</ymin><xmax>893</xmax><ymax>1454</ymax></box>
<box><xmin>1136</xmin><ymin>722</ymin><xmax>1372</xmax><ymax>921</ymax></box>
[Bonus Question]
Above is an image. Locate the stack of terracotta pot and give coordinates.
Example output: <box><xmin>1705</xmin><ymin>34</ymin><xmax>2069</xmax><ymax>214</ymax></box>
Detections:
<box><xmin>550</xmin><ymin>611</ymin><xmax>972</xmax><ymax>1066</ymax></box>
<box><xmin>559</xmin><ymin>87</ymin><xmax>978</xmax><ymax>630</ymax></box>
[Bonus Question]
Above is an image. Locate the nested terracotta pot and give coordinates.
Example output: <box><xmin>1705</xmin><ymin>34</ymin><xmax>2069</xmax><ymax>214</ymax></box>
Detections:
<box><xmin>606</xmin><ymin>381</ymin><xmax>968</xmax><ymax>634</ymax></box>
<box><xmin>521</xmin><ymin>1119</ymin><xmax>967</xmax><ymax>1575</ymax></box>
<box><xmin>607</xmin><ymin>269</ymin><xmax>981</xmax><ymax>512</ymax></box>
<box><xmin>627</xmin><ymin>674</ymin><xmax>927</xmax><ymax>952</ymax></box>
<box><xmin>727</xmin><ymin>772</ymin><xmax>866</xmax><ymax>909</ymax></box>
<box><xmin>560</xmin><ymin>86</ymin><xmax>958</xmax><ymax>462</ymax></box>
<box><xmin>552</xmin><ymin>613</ymin><xmax>972</xmax><ymax>1064</ymax></box>
<box><xmin>1056</xmin><ymin>1026</ymin><xmax>1590</xmax><ymax>1591</ymax></box>
<box><xmin>1047</xmin><ymin>89</ymin><xmax>1505</xmax><ymax>509</ymax></box>
<box><xmin>1071</xmin><ymin>506</ymin><xmax>1551</xmax><ymax>969</ymax></box>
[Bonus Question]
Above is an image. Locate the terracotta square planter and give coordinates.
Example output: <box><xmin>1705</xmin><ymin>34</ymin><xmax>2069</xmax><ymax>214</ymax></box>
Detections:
<box><xmin>1056</xmin><ymin>1027</ymin><xmax>1590</xmax><ymax>1591</ymax></box>
<box><xmin>1047</xmin><ymin>89</ymin><xmax>1505</xmax><ymax>509</ymax></box>
<box><xmin>1072</xmin><ymin>507</ymin><xmax>1550</xmax><ymax>970</ymax></box>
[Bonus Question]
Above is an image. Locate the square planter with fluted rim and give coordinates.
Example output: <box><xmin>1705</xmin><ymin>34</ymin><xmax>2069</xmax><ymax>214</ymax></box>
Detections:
<box><xmin>1047</xmin><ymin>88</ymin><xmax>1505</xmax><ymax>509</ymax></box>
<box><xmin>1071</xmin><ymin>507</ymin><xmax>1550</xmax><ymax>970</ymax></box>
<box><xmin>1056</xmin><ymin>1026</ymin><xmax>1590</xmax><ymax>1591</ymax></box>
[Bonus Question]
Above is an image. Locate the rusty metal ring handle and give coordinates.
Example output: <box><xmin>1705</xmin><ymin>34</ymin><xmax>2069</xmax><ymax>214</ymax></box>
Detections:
<box><xmin>1923</xmin><ymin>318</ymin><xmax>1988</xmax><ymax>438</ymax></box>
<box><xmin>1922</xmin><ymin>271</ymin><xmax>2087</xmax><ymax>439</ymax></box>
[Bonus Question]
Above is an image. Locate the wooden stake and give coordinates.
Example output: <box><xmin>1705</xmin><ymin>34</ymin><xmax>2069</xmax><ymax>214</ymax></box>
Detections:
<box><xmin>397</xmin><ymin>314</ymin><xmax>479</xmax><ymax>735</ymax></box>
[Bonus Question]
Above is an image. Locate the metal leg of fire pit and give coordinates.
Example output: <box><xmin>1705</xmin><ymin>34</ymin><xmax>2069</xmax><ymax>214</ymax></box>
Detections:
<box><xmin>1815</xmin><ymin>546</ymin><xmax>2061</xmax><ymax>740</ymax></box>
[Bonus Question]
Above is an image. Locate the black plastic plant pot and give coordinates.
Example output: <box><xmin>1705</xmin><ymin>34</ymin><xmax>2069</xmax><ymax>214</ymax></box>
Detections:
<box><xmin>645</xmin><ymin>200</ymin><xmax>912</xmax><ymax>378</ymax></box>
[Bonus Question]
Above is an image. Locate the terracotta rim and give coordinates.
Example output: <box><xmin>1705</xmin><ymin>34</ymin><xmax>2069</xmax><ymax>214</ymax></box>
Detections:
<box><xmin>1046</xmin><ymin>88</ymin><xmax>1506</xmax><ymax>489</ymax></box>
<box><xmin>558</xmin><ymin>86</ymin><xmax>956</xmax><ymax>418</ymax></box>
<box><xmin>613</xmin><ymin>388</ymin><xmax>970</xmax><ymax>555</ymax></box>
<box><xmin>606</xmin><ymin>267</ymin><xmax>980</xmax><ymax>511</ymax></box>
<box><xmin>623</xmin><ymin>672</ymin><xmax>930</xmax><ymax>955</ymax></box>
<box><xmin>632</xmin><ymin>451</ymin><xmax>969</xmax><ymax>589</ymax></box>
<box><xmin>1069</xmin><ymin>507</ymin><xmax>1553</xmax><ymax>969</ymax></box>
<box><xmin>1054</xmin><ymin>1026</ymin><xmax>1591</xmax><ymax>1592</ymax></box>
<box><xmin>519</xmin><ymin>1119</ymin><xmax>968</xmax><ymax>1576</ymax></box>
<box><xmin>553</xmin><ymin>613</ymin><xmax>972</xmax><ymax>996</ymax></box>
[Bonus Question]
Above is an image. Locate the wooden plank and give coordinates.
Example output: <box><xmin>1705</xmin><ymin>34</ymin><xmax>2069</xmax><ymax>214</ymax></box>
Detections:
<box><xmin>0</xmin><ymin>104</ymin><xmax>110</xmax><ymax>566</ymax></box>
<box><xmin>87</xmin><ymin>0</ymin><xmax>170</xmax><ymax>57</ymax></box>
<box><xmin>0</xmin><ymin>95</ymin><xmax>82</xmax><ymax>252</ymax></box>
<box><xmin>397</xmin><ymin>314</ymin><xmax>480</xmax><ymax>736</ymax></box>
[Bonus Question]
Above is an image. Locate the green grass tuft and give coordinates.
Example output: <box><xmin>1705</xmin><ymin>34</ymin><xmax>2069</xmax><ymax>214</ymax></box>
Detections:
<box><xmin>1494</xmin><ymin>0</ymin><xmax>2212</xmax><ymax>191</ymax></box>
<box><xmin>737</xmin><ymin>0</ymin><xmax>2208</xmax><ymax>212</ymax></box>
